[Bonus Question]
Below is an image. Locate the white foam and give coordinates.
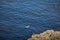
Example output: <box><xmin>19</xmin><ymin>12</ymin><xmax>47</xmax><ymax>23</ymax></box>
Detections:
<box><xmin>25</xmin><ymin>25</ymin><xmax>30</xmax><ymax>29</ymax></box>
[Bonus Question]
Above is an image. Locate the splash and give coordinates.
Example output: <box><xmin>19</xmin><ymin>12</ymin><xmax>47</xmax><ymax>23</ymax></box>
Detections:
<box><xmin>25</xmin><ymin>25</ymin><xmax>30</xmax><ymax>29</ymax></box>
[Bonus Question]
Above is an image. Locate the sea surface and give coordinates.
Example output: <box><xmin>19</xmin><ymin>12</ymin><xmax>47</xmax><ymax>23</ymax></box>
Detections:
<box><xmin>0</xmin><ymin>0</ymin><xmax>60</xmax><ymax>40</ymax></box>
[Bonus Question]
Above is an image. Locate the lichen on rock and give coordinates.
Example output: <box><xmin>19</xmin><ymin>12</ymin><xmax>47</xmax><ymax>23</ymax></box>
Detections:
<box><xmin>28</xmin><ymin>30</ymin><xmax>60</xmax><ymax>40</ymax></box>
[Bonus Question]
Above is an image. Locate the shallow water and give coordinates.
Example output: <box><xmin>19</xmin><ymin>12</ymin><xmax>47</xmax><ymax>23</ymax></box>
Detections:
<box><xmin>0</xmin><ymin>0</ymin><xmax>60</xmax><ymax>40</ymax></box>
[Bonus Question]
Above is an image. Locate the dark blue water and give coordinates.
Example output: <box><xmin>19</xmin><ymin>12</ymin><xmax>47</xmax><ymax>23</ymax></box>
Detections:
<box><xmin>0</xmin><ymin>0</ymin><xmax>60</xmax><ymax>40</ymax></box>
